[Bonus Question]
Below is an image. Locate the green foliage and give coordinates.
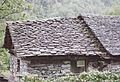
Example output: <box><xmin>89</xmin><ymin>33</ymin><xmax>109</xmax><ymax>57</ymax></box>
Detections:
<box><xmin>0</xmin><ymin>0</ymin><xmax>31</xmax><ymax>47</ymax></box>
<box><xmin>79</xmin><ymin>71</ymin><xmax>120</xmax><ymax>82</ymax></box>
<box><xmin>21</xmin><ymin>71</ymin><xmax>120</xmax><ymax>82</ymax></box>
<box><xmin>106</xmin><ymin>5</ymin><xmax>120</xmax><ymax>15</ymax></box>
<box><xmin>31</xmin><ymin>0</ymin><xmax>120</xmax><ymax>19</ymax></box>
<box><xmin>32</xmin><ymin>0</ymin><xmax>111</xmax><ymax>19</ymax></box>
<box><xmin>0</xmin><ymin>0</ymin><xmax>30</xmax><ymax>20</ymax></box>
<box><xmin>0</xmin><ymin>20</ymin><xmax>6</xmax><ymax>48</ymax></box>
<box><xmin>0</xmin><ymin>0</ymin><xmax>30</xmax><ymax>76</ymax></box>
<box><xmin>21</xmin><ymin>76</ymin><xmax>52</xmax><ymax>82</ymax></box>
<box><xmin>0</xmin><ymin>48</ymin><xmax>10</xmax><ymax>72</ymax></box>
<box><xmin>105</xmin><ymin>0</ymin><xmax>120</xmax><ymax>15</ymax></box>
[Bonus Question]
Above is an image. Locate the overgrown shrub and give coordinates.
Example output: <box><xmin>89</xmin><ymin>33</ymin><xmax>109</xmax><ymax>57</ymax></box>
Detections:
<box><xmin>21</xmin><ymin>71</ymin><xmax>120</xmax><ymax>82</ymax></box>
<box><xmin>79</xmin><ymin>71</ymin><xmax>120</xmax><ymax>82</ymax></box>
<box><xmin>0</xmin><ymin>48</ymin><xmax>10</xmax><ymax>72</ymax></box>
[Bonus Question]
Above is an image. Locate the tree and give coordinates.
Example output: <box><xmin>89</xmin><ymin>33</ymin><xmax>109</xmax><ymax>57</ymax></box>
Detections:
<box><xmin>0</xmin><ymin>0</ymin><xmax>29</xmax><ymax>20</ymax></box>
<box><xmin>0</xmin><ymin>0</ymin><xmax>31</xmax><ymax>46</ymax></box>
<box><xmin>0</xmin><ymin>48</ymin><xmax>10</xmax><ymax>72</ymax></box>
<box><xmin>106</xmin><ymin>0</ymin><xmax>120</xmax><ymax>15</ymax></box>
<box><xmin>32</xmin><ymin>0</ymin><xmax>109</xmax><ymax>19</ymax></box>
<box><xmin>0</xmin><ymin>0</ymin><xmax>30</xmax><ymax>74</ymax></box>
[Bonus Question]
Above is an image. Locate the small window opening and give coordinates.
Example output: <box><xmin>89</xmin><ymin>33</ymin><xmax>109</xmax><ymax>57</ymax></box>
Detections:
<box><xmin>17</xmin><ymin>59</ymin><xmax>20</xmax><ymax>72</ymax></box>
<box><xmin>70</xmin><ymin>60</ymin><xmax>85</xmax><ymax>73</ymax></box>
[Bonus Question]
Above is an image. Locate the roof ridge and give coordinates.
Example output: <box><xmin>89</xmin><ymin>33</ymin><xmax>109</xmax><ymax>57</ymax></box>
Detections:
<box><xmin>6</xmin><ymin>17</ymin><xmax>77</xmax><ymax>24</ymax></box>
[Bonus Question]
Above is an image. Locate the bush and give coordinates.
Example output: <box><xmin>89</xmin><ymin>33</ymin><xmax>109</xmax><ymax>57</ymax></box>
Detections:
<box><xmin>20</xmin><ymin>71</ymin><xmax>120</xmax><ymax>82</ymax></box>
<box><xmin>79</xmin><ymin>71</ymin><xmax>120</xmax><ymax>82</ymax></box>
<box><xmin>0</xmin><ymin>48</ymin><xmax>10</xmax><ymax>72</ymax></box>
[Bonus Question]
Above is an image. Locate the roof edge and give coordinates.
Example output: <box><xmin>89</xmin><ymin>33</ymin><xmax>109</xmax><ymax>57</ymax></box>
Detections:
<box><xmin>77</xmin><ymin>15</ymin><xmax>112</xmax><ymax>59</ymax></box>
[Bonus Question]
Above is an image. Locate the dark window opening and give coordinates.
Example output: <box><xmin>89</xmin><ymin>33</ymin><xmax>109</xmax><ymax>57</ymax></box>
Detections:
<box><xmin>17</xmin><ymin>59</ymin><xmax>20</xmax><ymax>72</ymax></box>
<box><xmin>70</xmin><ymin>60</ymin><xmax>85</xmax><ymax>73</ymax></box>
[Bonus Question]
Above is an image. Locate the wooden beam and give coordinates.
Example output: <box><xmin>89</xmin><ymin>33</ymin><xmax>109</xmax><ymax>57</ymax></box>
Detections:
<box><xmin>22</xmin><ymin>55</ymin><xmax>101</xmax><ymax>61</ymax></box>
<box><xmin>111</xmin><ymin>56</ymin><xmax>120</xmax><ymax>61</ymax></box>
<box><xmin>85</xmin><ymin>59</ymin><xmax>88</xmax><ymax>72</ymax></box>
<box><xmin>26</xmin><ymin>55</ymin><xmax>104</xmax><ymax>68</ymax></box>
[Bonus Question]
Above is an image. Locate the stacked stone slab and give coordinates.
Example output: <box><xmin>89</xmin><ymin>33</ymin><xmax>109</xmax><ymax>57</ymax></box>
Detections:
<box><xmin>6</xmin><ymin>17</ymin><xmax>108</xmax><ymax>57</ymax></box>
<box><xmin>83</xmin><ymin>14</ymin><xmax>120</xmax><ymax>56</ymax></box>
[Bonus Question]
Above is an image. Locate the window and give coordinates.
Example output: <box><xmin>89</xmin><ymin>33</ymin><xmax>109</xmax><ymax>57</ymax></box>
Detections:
<box><xmin>77</xmin><ymin>60</ymin><xmax>85</xmax><ymax>67</ymax></box>
<box><xmin>17</xmin><ymin>59</ymin><xmax>20</xmax><ymax>72</ymax></box>
<box><xmin>70</xmin><ymin>60</ymin><xmax>85</xmax><ymax>73</ymax></box>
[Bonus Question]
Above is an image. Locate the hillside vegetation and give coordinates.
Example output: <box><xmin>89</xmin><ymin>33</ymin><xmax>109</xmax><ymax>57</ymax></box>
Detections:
<box><xmin>30</xmin><ymin>0</ymin><xmax>120</xmax><ymax>19</ymax></box>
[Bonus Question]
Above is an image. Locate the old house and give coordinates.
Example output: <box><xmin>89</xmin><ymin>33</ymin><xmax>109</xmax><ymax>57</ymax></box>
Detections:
<box><xmin>3</xmin><ymin>15</ymin><xmax>120</xmax><ymax>80</ymax></box>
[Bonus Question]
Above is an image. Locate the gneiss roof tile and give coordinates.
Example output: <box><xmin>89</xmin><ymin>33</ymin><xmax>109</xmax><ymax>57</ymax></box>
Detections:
<box><xmin>83</xmin><ymin>14</ymin><xmax>120</xmax><ymax>56</ymax></box>
<box><xmin>6</xmin><ymin>16</ymin><xmax>109</xmax><ymax>57</ymax></box>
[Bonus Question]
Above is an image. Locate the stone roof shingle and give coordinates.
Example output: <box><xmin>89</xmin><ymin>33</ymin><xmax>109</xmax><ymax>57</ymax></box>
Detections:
<box><xmin>6</xmin><ymin>16</ymin><xmax>109</xmax><ymax>57</ymax></box>
<box><xmin>83</xmin><ymin>14</ymin><xmax>120</xmax><ymax>56</ymax></box>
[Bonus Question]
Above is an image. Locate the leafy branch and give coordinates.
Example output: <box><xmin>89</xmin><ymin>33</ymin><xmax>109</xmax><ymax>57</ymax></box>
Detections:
<box><xmin>1</xmin><ymin>0</ymin><xmax>7</xmax><ymax>5</ymax></box>
<box><xmin>0</xmin><ymin>9</ymin><xmax>25</xmax><ymax>19</ymax></box>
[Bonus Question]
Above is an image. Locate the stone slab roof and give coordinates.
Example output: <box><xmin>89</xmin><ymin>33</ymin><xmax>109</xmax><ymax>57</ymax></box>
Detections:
<box><xmin>83</xmin><ymin>14</ymin><xmax>120</xmax><ymax>56</ymax></box>
<box><xmin>6</xmin><ymin>16</ymin><xmax>109</xmax><ymax>58</ymax></box>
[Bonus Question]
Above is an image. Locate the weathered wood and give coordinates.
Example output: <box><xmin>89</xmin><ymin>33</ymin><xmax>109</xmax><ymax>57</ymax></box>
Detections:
<box><xmin>23</xmin><ymin>55</ymin><xmax>111</xmax><ymax>67</ymax></box>
<box><xmin>85</xmin><ymin>59</ymin><xmax>88</xmax><ymax>71</ymax></box>
<box><xmin>22</xmin><ymin>55</ymin><xmax>102</xmax><ymax>61</ymax></box>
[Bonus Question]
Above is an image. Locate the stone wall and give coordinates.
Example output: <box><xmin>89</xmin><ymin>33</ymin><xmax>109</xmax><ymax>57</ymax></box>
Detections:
<box><xmin>10</xmin><ymin>56</ymin><xmax>72</xmax><ymax>79</ymax></box>
<box><xmin>10</xmin><ymin>55</ymin><xmax>120</xmax><ymax>80</ymax></box>
<box><xmin>10</xmin><ymin>55</ymin><xmax>29</xmax><ymax>82</ymax></box>
<box><xmin>88</xmin><ymin>61</ymin><xmax>108</xmax><ymax>71</ymax></box>
<box><xmin>88</xmin><ymin>61</ymin><xmax>120</xmax><ymax>73</ymax></box>
<box><xmin>10</xmin><ymin>55</ymin><xmax>17</xmax><ymax>82</ymax></box>
<box><xmin>28</xmin><ymin>61</ymin><xmax>114</xmax><ymax>78</ymax></box>
<box><xmin>28</xmin><ymin>61</ymin><xmax>72</xmax><ymax>78</ymax></box>
<box><xmin>20</xmin><ymin>60</ymin><xmax>28</xmax><ymax>74</ymax></box>
<box><xmin>107</xmin><ymin>62</ymin><xmax>120</xmax><ymax>73</ymax></box>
